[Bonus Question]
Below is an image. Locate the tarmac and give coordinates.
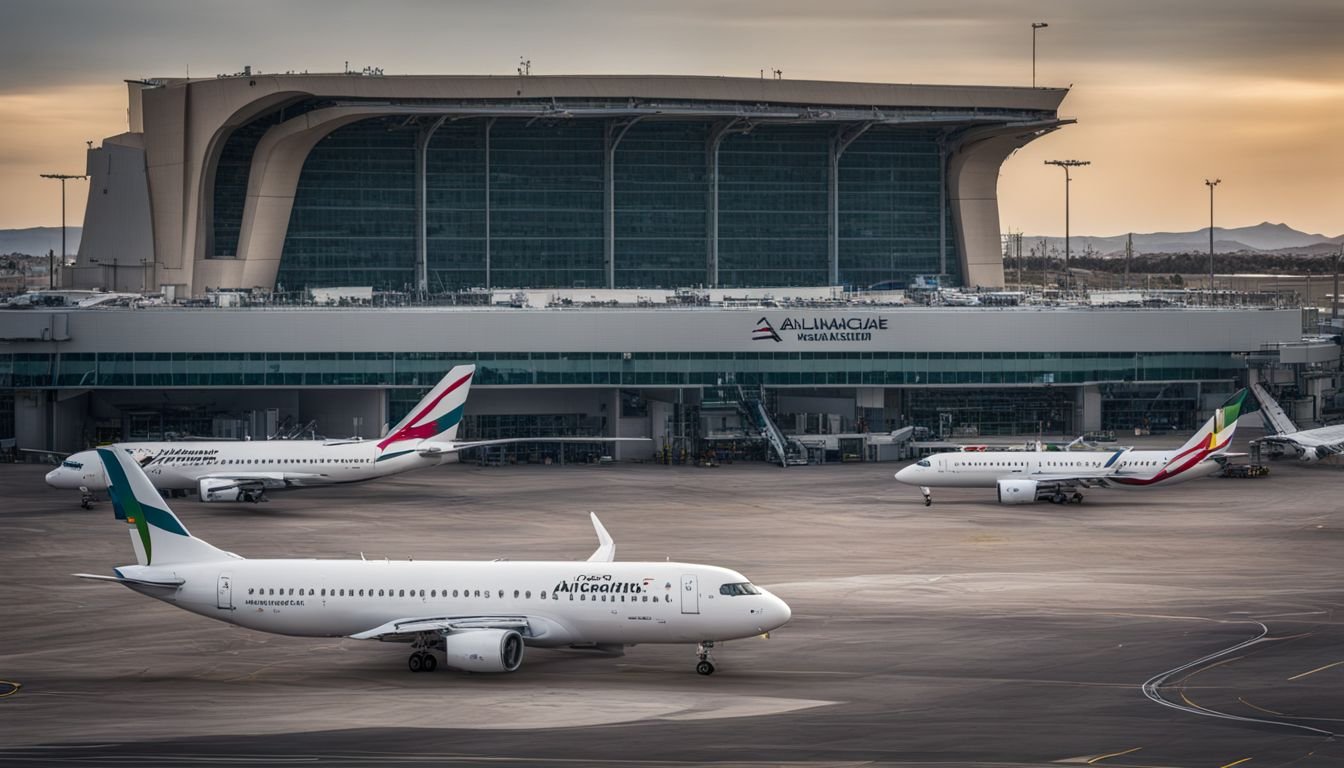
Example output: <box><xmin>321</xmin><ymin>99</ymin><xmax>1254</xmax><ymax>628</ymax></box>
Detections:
<box><xmin>1</xmin><ymin>428</ymin><xmax>1341</xmax><ymax>766</ymax></box>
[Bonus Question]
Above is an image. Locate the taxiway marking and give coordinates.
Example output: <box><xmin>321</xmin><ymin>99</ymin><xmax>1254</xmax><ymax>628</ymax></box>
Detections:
<box><xmin>1086</xmin><ymin>746</ymin><xmax>1141</xmax><ymax>764</ymax></box>
<box><xmin>1288</xmin><ymin>660</ymin><xmax>1343</xmax><ymax>681</ymax></box>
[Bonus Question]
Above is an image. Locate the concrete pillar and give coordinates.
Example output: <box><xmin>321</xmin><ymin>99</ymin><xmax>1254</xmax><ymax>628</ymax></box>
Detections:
<box><xmin>1079</xmin><ymin>384</ymin><xmax>1102</xmax><ymax>433</ymax></box>
<box><xmin>14</xmin><ymin>390</ymin><xmax>49</xmax><ymax>451</ymax></box>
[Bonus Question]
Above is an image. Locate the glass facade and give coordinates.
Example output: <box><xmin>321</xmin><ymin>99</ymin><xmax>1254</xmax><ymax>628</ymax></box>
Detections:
<box><xmin>906</xmin><ymin>387</ymin><xmax>1077</xmax><ymax>436</ymax></box>
<box><xmin>1</xmin><ymin>351</ymin><xmax>1243</xmax><ymax>391</ymax></box>
<box><xmin>276</xmin><ymin>119</ymin><xmax>418</xmax><ymax>291</ymax></box>
<box><xmin>252</xmin><ymin>115</ymin><xmax>962</xmax><ymax>292</ymax></box>
<box><xmin>839</xmin><ymin>128</ymin><xmax>956</xmax><ymax>287</ymax></box>
<box><xmin>717</xmin><ymin>126</ymin><xmax>830</xmax><ymax>287</ymax></box>
<box><xmin>615</xmin><ymin>122</ymin><xmax>709</xmax><ymax>289</ymax></box>
<box><xmin>489</xmin><ymin>120</ymin><xmax>606</xmax><ymax>288</ymax></box>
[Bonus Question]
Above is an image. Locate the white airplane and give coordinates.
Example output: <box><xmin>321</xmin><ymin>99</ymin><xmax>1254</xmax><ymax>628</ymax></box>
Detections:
<box><xmin>45</xmin><ymin>365</ymin><xmax>642</xmax><ymax>506</ymax></box>
<box><xmin>1250</xmin><ymin>381</ymin><xmax>1344</xmax><ymax>462</ymax></box>
<box><xmin>894</xmin><ymin>389</ymin><xmax>1247</xmax><ymax>505</ymax></box>
<box><xmin>76</xmin><ymin>446</ymin><xmax>791</xmax><ymax>676</ymax></box>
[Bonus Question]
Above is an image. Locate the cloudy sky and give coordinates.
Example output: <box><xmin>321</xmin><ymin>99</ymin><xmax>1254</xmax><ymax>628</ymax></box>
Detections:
<box><xmin>2</xmin><ymin>0</ymin><xmax>1341</xmax><ymax>236</ymax></box>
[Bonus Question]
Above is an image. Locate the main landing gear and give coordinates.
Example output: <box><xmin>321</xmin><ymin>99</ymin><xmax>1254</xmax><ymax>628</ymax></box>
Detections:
<box><xmin>408</xmin><ymin>651</ymin><xmax>438</xmax><ymax>673</ymax></box>
<box><xmin>1048</xmin><ymin>492</ymin><xmax>1085</xmax><ymax>505</ymax></box>
<box><xmin>408</xmin><ymin>634</ymin><xmax>439</xmax><ymax>673</ymax></box>
<box><xmin>695</xmin><ymin>641</ymin><xmax>715</xmax><ymax>675</ymax></box>
<box><xmin>921</xmin><ymin>486</ymin><xmax>932</xmax><ymax>507</ymax></box>
<box><xmin>239</xmin><ymin>489</ymin><xmax>266</xmax><ymax>504</ymax></box>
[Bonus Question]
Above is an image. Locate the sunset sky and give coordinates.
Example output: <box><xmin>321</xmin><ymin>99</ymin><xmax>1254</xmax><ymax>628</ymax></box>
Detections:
<box><xmin>2</xmin><ymin>0</ymin><xmax>1341</xmax><ymax>237</ymax></box>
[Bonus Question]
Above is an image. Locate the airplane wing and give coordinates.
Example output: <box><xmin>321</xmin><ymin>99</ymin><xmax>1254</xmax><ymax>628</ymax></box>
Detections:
<box><xmin>1025</xmin><ymin>474</ymin><xmax>1114</xmax><ymax>489</ymax></box>
<box><xmin>19</xmin><ymin>448</ymin><xmax>68</xmax><ymax>464</ymax></box>
<box><xmin>416</xmin><ymin>437</ymin><xmax>649</xmax><ymax>456</ymax></box>
<box><xmin>349</xmin><ymin>615</ymin><xmax>532</xmax><ymax>642</ymax></box>
<box><xmin>193</xmin><ymin>471</ymin><xmax>329</xmax><ymax>491</ymax></box>
<box><xmin>1263</xmin><ymin>424</ymin><xmax>1344</xmax><ymax>459</ymax></box>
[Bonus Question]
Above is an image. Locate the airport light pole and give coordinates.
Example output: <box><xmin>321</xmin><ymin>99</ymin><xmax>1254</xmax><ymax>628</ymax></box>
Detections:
<box><xmin>39</xmin><ymin>172</ymin><xmax>88</xmax><ymax>288</ymax></box>
<box><xmin>1032</xmin><ymin>22</ymin><xmax>1049</xmax><ymax>88</ymax></box>
<box><xmin>1044</xmin><ymin>159</ymin><xmax>1089</xmax><ymax>293</ymax></box>
<box><xmin>1204</xmin><ymin>178</ymin><xmax>1221</xmax><ymax>292</ymax></box>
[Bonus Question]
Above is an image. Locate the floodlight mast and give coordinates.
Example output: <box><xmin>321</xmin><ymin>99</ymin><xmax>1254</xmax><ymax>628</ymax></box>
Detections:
<box><xmin>1044</xmin><ymin>160</ymin><xmax>1089</xmax><ymax>293</ymax></box>
<box><xmin>1032</xmin><ymin>22</ymin><xmax>1049</xmax><ymax>88</ymax></box>
<box><xmin>1204</xmin><ymin>178</ymin><xmax>1221</xmax><ymax>292</ymax></box>
<box><xmin>39</xmin><ymin>172</ymin><xmax>89</xmax><ymax>289</ymax></box>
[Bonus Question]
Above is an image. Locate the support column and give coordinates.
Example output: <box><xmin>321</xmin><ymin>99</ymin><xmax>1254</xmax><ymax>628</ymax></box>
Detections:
<box><xmin>415</xmin><ymin>116</ymin><xmax>448</xmax><ymax>295</ymax></box>
<box><xmin>706</xmin><ymin>120</ymin><xmax>745</xmax><ymax>288</ymax></box>
<box><xmin>604</xmin><ymin>118</ymin><xmax>643</xmax><ymax>289</ymax></box>
<box><xmin>1079</xmin><ymin>384</ymin><xmax>1102</xmax><ymax>433</ymax></box>
<box><xmin>937</xmin><ymin>134</ymin><xmax>948</xmax><ymax>279</ymax></box>
<box><xmin>483</xmin><ymin>118</ymin><xmax>494</xmax><ymax>289</ymax></box>
<box><xmin>828</xmin><ymin>123</ymin><xmax>872</xmax><ymax>287</ymax></box>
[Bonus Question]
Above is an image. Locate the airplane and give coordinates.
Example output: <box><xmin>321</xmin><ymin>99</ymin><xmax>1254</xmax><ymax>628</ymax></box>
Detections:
<box><xmin>45</xmin><ymin>365</ymin><xmax>643</xmax><ymax>507</ymax></box>
<box><xmin>894</xmin><ymin>389</ymin><xmax>1247</xmax><ymax>505</ymax></box>
<box><xmin>75</xmin><ymin>446</ymin><xmax>792</xmax><ymax>676</ymax></box>
<box><xmin>1249</xmin><ymin>381</ymin><xmax>1344</xmax><ymax>462</ymax></box>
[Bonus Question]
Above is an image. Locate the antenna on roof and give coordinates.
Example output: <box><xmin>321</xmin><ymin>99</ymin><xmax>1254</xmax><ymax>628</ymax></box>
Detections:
<box><xmin>518</xmin><ymin>57</ymin><xmax>531</xmax><ymax>76</ymax></box>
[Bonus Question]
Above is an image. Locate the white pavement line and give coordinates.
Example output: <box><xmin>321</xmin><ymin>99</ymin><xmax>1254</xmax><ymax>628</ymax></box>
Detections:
<box><xmin>1140</xmin><ymin>617</ymin><xmax>1340</xmax><ymax>738</ymax></box>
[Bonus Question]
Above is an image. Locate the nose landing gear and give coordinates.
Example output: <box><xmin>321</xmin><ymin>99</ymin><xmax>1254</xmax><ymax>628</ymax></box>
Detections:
<box><xmin>921</xmin><ymin>486</ymin><xmax>932</xmax><ymax>507</ymax></box>
<box><xmin>695</xmin><ymin>641</ymin><xmax>715</xmax><ymax>675</ymax></box>
<box><xmin>79</xmin><ymin>487</ymin><xmax>95</xmax><ymax>510</ymax></box>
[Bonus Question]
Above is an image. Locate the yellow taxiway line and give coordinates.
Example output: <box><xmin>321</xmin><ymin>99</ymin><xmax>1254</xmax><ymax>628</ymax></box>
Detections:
<box><xmin>1288</xmin><ymin>660</ymin><xmax>1343</xmax><ymax>681</ymax></box>
<box><xmin>1087</xmin><ymin>746</ymin><xmax>1142</xmax><ymax>764</ymax></box>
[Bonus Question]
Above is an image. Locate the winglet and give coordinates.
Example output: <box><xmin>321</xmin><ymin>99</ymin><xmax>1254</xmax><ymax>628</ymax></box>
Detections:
<box><xmin>586</xmin><ymin>512</ymin><xmax>615</xmax><ymax>562</ymax></box>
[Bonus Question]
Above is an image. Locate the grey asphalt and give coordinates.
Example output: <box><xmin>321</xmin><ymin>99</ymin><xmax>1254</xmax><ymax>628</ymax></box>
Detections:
<box><xmin>1</xmin><ymin>432</ymin><xmax>1341</xmax><ymax>766</ymax></box>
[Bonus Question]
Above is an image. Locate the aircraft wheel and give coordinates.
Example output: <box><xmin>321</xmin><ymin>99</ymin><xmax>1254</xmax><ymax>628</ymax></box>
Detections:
<box><xmin>923</xmin><ymin>497</ymin><xmax>932</xmax><ymax>507</ymax></box>
<box><xmin>408</xmin><ymin>653</ymin><xmax>424</xmax><ymax>673</ymax></box>
<box><xmin>1071</xmin><ymin>493</ymin><xmax>1084</xmax><ymax>504</ymax></box>
<box><xmin>696</xmin><ymin>660</ymin><xmax>715</xmax><ymax>676</ymax></box>
<box><xmin>1051</xmin><ymin>493</ymin><xmax>1066</xmax><ymax>504</ymax></box>
<box><xmin>421</xmin><ymin>653</ymin><xmax>437</xmax><ymax>673</ymax></box>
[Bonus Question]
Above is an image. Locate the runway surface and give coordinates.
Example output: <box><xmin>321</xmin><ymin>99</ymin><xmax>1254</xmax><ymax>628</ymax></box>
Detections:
<box><xmin>1</xmin><ymin>432</ymin><xmax>1341</xmax><ymax>766</ymax></box>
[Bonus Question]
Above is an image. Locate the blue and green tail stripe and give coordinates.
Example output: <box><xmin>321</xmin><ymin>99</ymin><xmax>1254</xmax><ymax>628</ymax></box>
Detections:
<box><xmin>98</xmin><ymin>447</ymin><xmax>190</xmax><ymax>565</ymax></box>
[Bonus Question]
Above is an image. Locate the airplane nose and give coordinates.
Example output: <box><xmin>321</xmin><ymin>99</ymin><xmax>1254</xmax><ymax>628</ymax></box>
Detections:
<box><xmin>45</xmin><ymin>469</ymin><xmax>60</xmax><ymax>486</ymax></box>
<box><xmin>894</xmin><ymin>466</ymin><xmax>912</xmax><ymax>483</ymax></box>
<box><xmin>764</xmin><ymin>593</ymin><xmax>791</xmax><ymax>630</ymax></box>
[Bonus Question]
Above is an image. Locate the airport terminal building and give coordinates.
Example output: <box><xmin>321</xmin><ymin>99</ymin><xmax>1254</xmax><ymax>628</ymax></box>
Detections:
<box><xmin>0</xmin><ymin>304</ymin><xmax>1309</xmax><ymax>460</ymax></box>
<box><xmin>4</xmin><ymin>72</ymin><xmax>1325</xmax><ymax>461</ymax></box>
<box><xmin>68</xmin><ymin>72</ymin><xmax>1069</xmax><ymax>295</ymax></box>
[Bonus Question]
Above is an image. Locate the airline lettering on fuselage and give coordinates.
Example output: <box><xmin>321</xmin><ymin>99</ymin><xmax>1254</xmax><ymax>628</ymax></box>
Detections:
<box><xmin>553</xmin><ymin>574</ymin><xmax>653</xmax><ymax>594</ymax></box>
<box><xmin>142</xmin><ymin>448</ymin><xmax>222</xmax><ymax>465</ymax></box>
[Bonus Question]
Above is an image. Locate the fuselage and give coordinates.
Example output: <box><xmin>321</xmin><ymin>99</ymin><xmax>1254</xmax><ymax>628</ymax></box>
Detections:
<box><xmin>46</xmin><ymin>440</ymin><xmax>448</xmax><ymax>492</ymax></box>
<box><xmin>117</xmin><ymin>559</ymin><xmax>790</xmax><ymax>646</ymax></box>
<box><xmin>894</xmin><ymin>447</ymin><xmax>1223</xmax><ymax>488</ymax></box>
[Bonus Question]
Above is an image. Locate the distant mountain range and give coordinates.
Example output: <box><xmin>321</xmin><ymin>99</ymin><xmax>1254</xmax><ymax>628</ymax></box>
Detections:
<box><xmin>1019</xmin><ymin>222</ymin><xmax>1343</xmax><ymax>257</ymax></box>
<box><xmin>0</xmin><ymin>227</ymin><xmax>83</xmax><ymax>257</ymax></box>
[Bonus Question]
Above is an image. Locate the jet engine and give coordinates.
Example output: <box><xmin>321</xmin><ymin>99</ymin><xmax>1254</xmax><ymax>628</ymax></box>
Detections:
<box><xmin>198</xmin><ymin>478</ymin><xmax>244</xmax><ymax>502</ymax></box>
<box><xmin>442</xmin><ymin>629</ymin><xmax>525</xmax><ymax>673</ymax></box>
<box><xmin>996</xmin><ymin>478</ymin><xmax>1039</xmax><ymax>505</ymax></box>
<box><xmin>1301</xmin><ymin>446</ymin><xmax>1327</xmax><ymax>462</ymax></box>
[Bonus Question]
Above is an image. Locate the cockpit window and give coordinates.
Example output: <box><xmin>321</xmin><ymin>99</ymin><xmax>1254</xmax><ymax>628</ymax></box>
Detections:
<box><xmin>62</xmin><ymin>460</ymin><xmax>83</xmax><ymax>469</ymax></box>
<box><xmin>916</xmin><ymin>460</ymin><xmax>931</xmax><ymax>468</ymax></box>
<box><xmin>719</xmin><ymin>582</ymin><xmax>761</xmax><ymax>596</ymax></box>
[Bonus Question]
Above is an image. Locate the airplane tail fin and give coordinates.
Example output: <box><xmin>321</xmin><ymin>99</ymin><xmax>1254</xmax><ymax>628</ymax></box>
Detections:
<box><xmin>96</xmin><ymin>447</ymin><xmax>231</xmax><ymax>566</ymax></box>
<box><xmin>377</xmin><ymin>365</ymin><xmax>475</xmax><ymax>453</ymax></box>
<box><xmin>1175</xmin><ymin>388</ymin><xmax>1248</xmax><ymax>456</ymax></box>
